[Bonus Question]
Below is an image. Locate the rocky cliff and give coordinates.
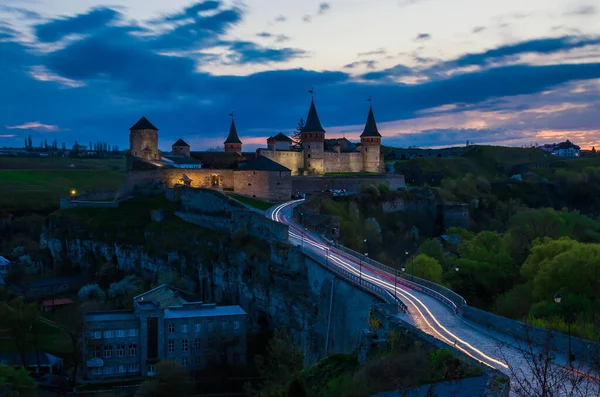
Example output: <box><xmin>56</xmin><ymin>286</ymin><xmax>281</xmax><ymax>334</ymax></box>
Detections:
<box><xmin>40</xmin><ymin>198</ymin><xmax>379</xmax><ymax>364</ymax></box>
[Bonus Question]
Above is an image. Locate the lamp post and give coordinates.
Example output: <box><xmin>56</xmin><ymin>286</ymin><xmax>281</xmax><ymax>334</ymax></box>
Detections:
<box><xmin>554</xmin><ymin>292</ymin><xmax>573</xmax><ymax>367</ymax></box>
<box><xmin>302</xmin><ymin>227</ymin><xmax>307</xmax><ymax>249</ymax></box>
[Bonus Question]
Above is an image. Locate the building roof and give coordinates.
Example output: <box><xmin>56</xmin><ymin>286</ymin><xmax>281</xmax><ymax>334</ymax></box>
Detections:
<box><xmin>360</xmin><ymin>105</ymin><xmax>382</xmax><ymax>138</ymax></box>
<box><xmin>554</xmin><ymin>140</ymin><xmax>580</xmax><ymax>150</ymax></box>
<box><xmin>269</xmin><ymin>132</ymin><xmax>293</xmax><ymax>142</ymax></box>
<box><xmin>26</xmin><ymin>276</ymin><xmax>81</xmax><ymax>288</ymax></box>
<box><xmin>0</xmin><ymin>352</ymin><xmax>62</xmax><ymax>367</ymax></box>
<box><xmin>224</xmin><ymin>119</ymin><xmax>242</xmax><ymax>144</ymax></box>
<box><xmin>172</xmin><ymin>138</ymin><xmax>190</xmax><ymax>147</ymax></box>
<box><xmin>0</xmin><ymin>256</ymin><xmax>9</xmax><ymax>266</ymax></box>
<box><xmin>42</xmin><ymin>298</ymin><xmax>73</xmax><ymax>307</ymax></box>
<box><xmin>301</xmin><ymin>98</ymin><xmax>326</xmax><ymax>133</ymax></box>
<box><xmin>179</xmin><ymin>174</ymin><xmax>192</xmax><ymax>182</ymax></box>
<box><xmin>164</xmin><ymin>305</ymin><xmax>247</xmax><ymax>319</ymax></box>
<box><xmin>85</xmin><ymin>310</ymin><xmax>137</xmax><ymax>322</ymax></box>
<box><xmin>324</xmin><ymin>138</ymin><xmax>358</xmax><ymax>152</ymax></box>
<box><xmin>237</xmin><ymin>155</ymin><xmax>291</xmax><ymax>172</ymax></box>
<box><xmin>162</xmin><ymin>156</ymin><xmax>202</xmax><ymax>165</ymax></box>
<box><xmin>130</xmin><ymin>116</ymin><xmax>158</xmax><ymax>131</ymax></box>
<box><xmin>134</xmin><ymin>284</ymin><xmax>190</xmax><ymax>309</ymax></box>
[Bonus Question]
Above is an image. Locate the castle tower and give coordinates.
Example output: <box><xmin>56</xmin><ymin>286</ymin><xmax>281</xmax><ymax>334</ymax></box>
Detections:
<box><xmin>300</xmin><ymin>97</ymin><xmax>326</xmax><ymax>174</ymax></box>
<box><xmin>360</xmin><ymin>104</ymin><xmax>382</xmax><ymax>173</ymax></box>
<box><xmin>129</xmin><ymin>116</ymin><xmax>160</xmax><ymax>161</ymax></box>
<box><xmin>224</xmin><ymin>119</ymin><xmax>242</xmax><ymax>153</ymax></box>
<box><xmin>172</xmin><ymin>138</ymin><xmax>190</xmax><ymax>157</ymax></box>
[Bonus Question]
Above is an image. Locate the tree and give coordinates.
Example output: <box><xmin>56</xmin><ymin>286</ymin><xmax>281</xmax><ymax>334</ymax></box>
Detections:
<box><xmin>158</xmin><ymin>271</ymin><xmax>194</xmax><ymax>293</ymax></box>
<box><xmin>291</xmin><ymin>118</ymin><xmax>305</xmax><ymax>148</ymax></box>
<box><xmin>52</xmin><ymin>139</ymin><xmax>57</xmax><ymax>150</ymax></box>
<box><xmin>108</xmin><ymin>275</ymin><xmax>143</xmax><ymax>308</ymax></box>
<box><xmin>0</xmin><ymin>298</ymin><xmax>37</xmax><ymax>366</ymax></box>
<box><xmin>248</xmin><ymin>328</ymin><xmax>304</xmax><ymax>397</ymax></box>
<box><xmin>135</xmin><ymin>360</ymin><xmax>193</xmax><ymax>397</ymax></box>
<box><xmin>418</xmin><ymin>239</ymin><xmax>445</xmax><ymax>264</ymax></box>
<box><xmin>61</xmin><ymin>142</ymin><xmax>66</xmax><ymax>151</ymax></box>
<box><xmin>0</xmin><ymin>364</ymin><xmax>37</xmax><ymax>397</ymax></box>
<box><xmin>78</xmin><ymin>284</ymin><xmax>106</xmax><ymax>301</ymax></box>
<box><xmin>405</xmin><ymin>254</ymin><xmax>443</xmax><ymax>283</ymax></box>
<box><xmin>27</xmin><ymin>135</ymin><xmax>32</xmax><ymax>150</ymax></box>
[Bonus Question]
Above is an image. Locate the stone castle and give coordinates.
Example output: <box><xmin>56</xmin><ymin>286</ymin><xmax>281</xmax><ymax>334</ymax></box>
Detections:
<box><xmin>257</xmin><ymin>97</ymin><xmax>383</xmax><ymax>175</ymax></box>
<box><xmin>125</xmin><ymin>97</ymin><xmax>384</xmax><ymax>201</ymax></box>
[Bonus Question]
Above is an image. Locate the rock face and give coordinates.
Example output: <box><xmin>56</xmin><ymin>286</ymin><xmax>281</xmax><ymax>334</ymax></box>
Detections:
<box><xmin>41</xmin><ymin>215</ymin><xmax>379</xmax><ymax>364</ymax></box>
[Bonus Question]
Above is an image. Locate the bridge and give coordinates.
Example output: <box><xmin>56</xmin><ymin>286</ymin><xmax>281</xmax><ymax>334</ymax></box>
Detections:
<box><xmin>267</xmin><ymin>199</ymin><xmax>600</xmax><ymax>393</ymax></box>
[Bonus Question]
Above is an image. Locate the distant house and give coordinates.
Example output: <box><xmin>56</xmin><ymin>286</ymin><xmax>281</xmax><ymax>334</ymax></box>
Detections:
<box><xmin>162</xmin><ymin>155</ymin><xmax>203</xmax><ymax>169</ymax></box>
<box><xmin>0</xmin><ymin>352</ymin><xmax>63</xmax><ymax>375</ymax></box>
<box><xmin>0</xmin><ymin>256</ymin><xmax>10</xmax><ymax>276</ymax></box>
<box><xmin>41</xmin><ymin>297</ymin><xmax>74</xmax><ymax>312</ymax></box>
<box><xmin>550</xmin><ymin>140</ymin><xmax>581</xmax><ymax>157</ymax></box>
<box><xmin>21</xmin><ymin>276</ymin><xmax>83</xmax><ymax>300</ymax></box>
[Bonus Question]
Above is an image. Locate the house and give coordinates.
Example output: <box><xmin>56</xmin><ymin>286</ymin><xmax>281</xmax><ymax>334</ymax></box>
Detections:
<box><xmin>0</xmin><ymin>256</ymin><xmax>10</xmax><ymax>276</ymax></box>
<box><xmin>0</xmin><ymin>352</ymin><xmax>64</xmax><ymax>375</ymax></box>
<box><xmin>82</xmin><ymin>284</ymin><xmax>247</xmax><ymax>380</ymax></box>
<box><xmin>551</xmin><ymin>140</ymin><xmax>581</xmax><ymax>157</ymax></box>
<box><xmin>22</xmin><ymin>276</ymin><xmax>83</xmax><ymax>300</ymax></box>
<box><xmin>41</xmin><ymin>297</ymin><xmax>74</xmax><ymax>312</ymax></box>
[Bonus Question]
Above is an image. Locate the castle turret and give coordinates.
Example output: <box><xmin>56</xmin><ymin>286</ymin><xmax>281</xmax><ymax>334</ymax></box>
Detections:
<box><xmin>224</xmin><ymin>119</ymin><xmax>242</xmax><ymax>153</ymax></box>
<box><xmin>300</xmin><ymin>98</ymin><xmax>326</xmax><ymax>174</ymax></box>
<box><xmin>172</xmin><ymin>138</ymin><xmax>190</xmax><ymax>157</ymax></box>
<box><xmin>360</xmin><ymin>105</ymin><xmax>382</xmax><ymax>173</ymax></box>
<box><xmin>129</xmin><ymin>116</ymin><xmax>160</xmax><ymax>161</ymax></box>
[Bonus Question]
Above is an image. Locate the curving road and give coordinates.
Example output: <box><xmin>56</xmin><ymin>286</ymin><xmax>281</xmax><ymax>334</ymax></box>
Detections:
<box><xmin>268</xmin><ymin>199</ymin><xmax>600</xmax><ymax>395</ymax></box>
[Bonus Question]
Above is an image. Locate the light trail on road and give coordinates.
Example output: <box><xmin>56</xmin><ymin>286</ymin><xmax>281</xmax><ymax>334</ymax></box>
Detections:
<box><xmin>270</xmin><ymin>200</ymin><xmax>509</xmax><ymax>370</ymax></box>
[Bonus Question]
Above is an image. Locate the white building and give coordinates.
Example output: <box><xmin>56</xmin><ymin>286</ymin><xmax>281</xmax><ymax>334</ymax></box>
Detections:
<box><xmin>552</xmin><ymin>140</ymin><xmax>580</xmax><ymax>157</ymax></box>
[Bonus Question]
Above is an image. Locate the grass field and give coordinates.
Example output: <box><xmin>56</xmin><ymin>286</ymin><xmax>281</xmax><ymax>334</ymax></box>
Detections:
<box><xmin>226</xmin><ymin>193</ymin><xmax>274</xmax><ymax>211</ymax></box>
<box><xmin>0</xmin><ymin>157</ymin><xmax>125</xmax><ymax>213</ymax></box>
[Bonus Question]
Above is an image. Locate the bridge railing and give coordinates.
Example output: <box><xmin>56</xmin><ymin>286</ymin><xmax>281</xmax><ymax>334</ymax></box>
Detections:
<box><xmin>301</xmin><ymin>247</ymin><xmax>408</xmax><ymax>314</ymax></box>
<box><xmin>328</xmin><ymin>241</ymin><xmax>466</xmax><ymax>312</ymax></box>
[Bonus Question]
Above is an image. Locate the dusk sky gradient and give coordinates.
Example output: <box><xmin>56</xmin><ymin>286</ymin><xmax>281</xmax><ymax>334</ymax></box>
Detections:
<box><xmin>1</xmin><ymin>0</ymin><xmax>600</xmax><ymax>151</ymax></box>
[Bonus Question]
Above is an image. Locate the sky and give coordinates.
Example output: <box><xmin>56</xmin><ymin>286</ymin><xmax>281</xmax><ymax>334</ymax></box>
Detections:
<box><xmin>1</xmin><ymin>0</ymin><xmax>600</xmax><ymax>151</ymax></box>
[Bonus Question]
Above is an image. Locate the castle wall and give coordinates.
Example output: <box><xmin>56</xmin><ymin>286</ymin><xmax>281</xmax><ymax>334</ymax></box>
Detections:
<box><xmin>323</xmin><ymin>152</ymin><xmax>363</xmax><ymax>173</ymax></box>
<box><xmin>303</xmin><ymin>140</ymin><xmax>325</xmax><ymax>175</ymax></box>
<box><xmin>123</xmin><ymin>169</ymin><xmax>235</xmax><ymax>195</ymax></box>
<box><xmin>234</xmin><ymin>169</ymin><xmax>292</xmax><ymax>202</ymax></box>
<box><xmin>172</xmin><ymin>146</ymin><xmax>190</xmax><ymax>157</ymax></box>
<box><xmin>257</xmin><ymin>149</ymin><xmax>304</xmax><ymax>176</ymax></box>
<box><xmin>360</xmin><ymin>139</ymin><xmax>381</xmax><ymax>173</ymax></box>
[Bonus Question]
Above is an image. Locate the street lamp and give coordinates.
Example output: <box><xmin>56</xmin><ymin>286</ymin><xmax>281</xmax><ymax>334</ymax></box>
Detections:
<box><xmin>455</xmin><ymin>265</ymin><xmax>460</xmax><ymax>272</ymax></box>
<box><xmin>70</xmin><ymin>189</ymin><xmax>77</xmax><ymax>196</ymax></box>
<box><xmin>554</xmin><ymin>292</ymin><xmax>573</xmax><ymax>367</ymax></box>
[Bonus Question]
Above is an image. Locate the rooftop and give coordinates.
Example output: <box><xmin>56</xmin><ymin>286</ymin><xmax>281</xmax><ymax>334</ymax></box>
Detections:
<box><xmin>26</xmin><ymin>276</ymin><xmax>81</xmax><ymax>288</ymax></box>
<box><xmin>130</xmin><ymin>116</ymin><xmax>158</xmax><ymax>131</ymax></box>
<box><xmin>224</xmin><ymin>119</ymin><xmax>242</xmax><ymax>144</ymax></box>
<box><xmin>164</xmin><ymin>305</ymin><xmax>247</xmax><ymax>319</ymax></box>
<box><xmin>134</xmin><ymin>284</ymin><xmax>191</xmax><ymax>309</ymax></box>
<box><xmin>162</xmin><ymin>155</ymin><xmax>202</xmax><ymax>165</ymax></box>
<box><xmin>301</xmin><ymin>98</ymin><xmax>326</xmax><ymax>133</ymax></box>
<box><xmin>172</xmin><ymin>138</ymin><xmax>190</xmax><ymax>147</ymax></box>
<box><xmin>238</xmin><ymin>155</ymin><xmax>291</xmax><ymax>172</ymax></box>
<box><xmin>360</xmin><ymin>105</ymin><xmax>382</xmax><ymax>138</ymax></box>
<box><xmin>84</xmin><ymin>310</ymin><xmax>137</xmax><ymax>322</ymax></box>
<box><xmin>269</xmin><ymin>132</ymin><xmax>293</xmax><ymax>142</ymax></box>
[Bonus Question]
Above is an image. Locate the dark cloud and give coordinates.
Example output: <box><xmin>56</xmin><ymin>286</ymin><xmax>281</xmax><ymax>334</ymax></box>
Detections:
<box><xmin>386</xmin><ymin>128</ymin><xmax>516</xmax><ymax>147</ymax></box>
<box><xmin>224</xmin><ymin>41</ymin><xmax>305</xmax><ymax>64</ymax></box>
<box><xmin>274</xmin><ymin>15</ymin><xmax>286</xmax><ymax>23</ymax></box>
<box><xmin>161</xmin><ymin>0</ymin><xmax>221</xmax><ymax>22</ymax></box>
<box><xmin>256</xmin><ymin>32</ymin><xmax>290</xmax><ymax>42</ymax></box>
<box><xmin>358</xmin><ymin>48</ymin><xmax>386</xmax><ymax>57</ymax></box>
<box><xmin>35</xmin><ymin>7</ymin><xmax>120</xmax><ymax>42</ymax></box>
<box><xmin>0</xmin><ymin>5</ymin><xmax>41</xmax><ymax>19</ymax></box>
<box><xmin>344</xmin><ymin>60</ymin><xmax>377</xmax><ymax>69</ymax></box>
<box><xmin>318</xmin><ymin>3</ymin><xmax>331</xmax><ymax>15</ymax></box>
<box><xmin>565</xmin><ymin>5</ymin><xmax>597</xmax><ymax>16</ymax></box>
<box><xmin>361</xmin><ymin>64</ymin><xmax>413</xmax><ymax>80</ymax></box>
<box><xmin>415</xmin><ymin>33</ymin><xmax>431</xmax><ymax>40</ymax></box>
<box><xmin>472</xmin><ymin>26</ymin><xmax>486</xmax><ymax>34</ymax></box>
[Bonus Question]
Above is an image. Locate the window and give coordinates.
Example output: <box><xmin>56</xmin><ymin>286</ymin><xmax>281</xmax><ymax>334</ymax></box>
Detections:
<box><xmin>194</xmin><ymin>338</ymin><xmax>202</xmax><ymax>350</ymax></box>
<box><xmin>307</xmin><ymin>154</ymin><xmax>311</xmax><ymax>158</ymax></box>
<box><xmin>207</xmin><ymin>323</ymin><xmax>213</xmax><ymax>332</ymax></box>
<box><xmin>104</xmin><ymin>345</ymin><xmax>112</xmax><ymax>358</ymax></box>
<box><xmin>181</xmin><ymin>324</ymin><xmax>188</xmax><ymax>334</ymax></box>
<box><xmin>128</xmin><ymin>363</ymin><xmax>139</xmax><ymax>372</ymax></box>
<box><xmin>195</xmin><ymin>357</ymin><xmax>202</xmax><ymax>365</ymax></box>
<box><xmin>103</xmin><ymin>330</ymin><xmax>114</xmax><ymax>339</ymax></box>
<box><xmin>233</xmin><ymin>321</ymin><xmax>240</xmax><ymax>330</ymax></box>
<box><xmin>168</xmin><ymin>324</ymin><xmax>175</xmax><ymax>334</ymax></box>
<box><xmin>129</xmin><ymin>344</ymin><xmax>137</xmax><ymax>356</ymax></box>
<box><xmin>118</xmin><ymin>364</ymin><xmax>126</xmax><ymax>373</ymax></box>
<box><xmin>206</xmin><ymin>337</ymin><xmax>214</xmax><ymax>349</ymax></box>
<box><xmin>92</xmin><ymin>367</ymin><xmax>102</xmax><ymax>376</ymax></box>
<box><xmin>168</xmin><ymin>340</ymin><xmax>175</xmax><ymax>353</ymax></box>
<box><xmin>102</xmin><ymin>366</ymin><xmax>113</xmax><ymax>375</ymax></box>
<box><xmin>147</xmin><ymin>365</ymin><xmax>156</xmax><ymax>376</ymax></box>
<box><xmin>91</xmin><ymin>345</ymin><xmax>102</xmax><ymax>358</ymax></box>
<box><xmin>128</xmin><ymin>329</ymin><xmax>137</xmax><ymax>337</ymax></box>
<box><xmin>91</xmin><ymin>331</ymin><xmax>102</xmax><ymax>339</ymax></box>
<box><xmin>182</xmin><ymin>357</ymin><xmax>188</xmax><ymax>367</ymax></box>
<box><xmin>182</xmin><ymin>339</ymin><xmax>188</xmax><ymax>352</ymax></box>
<box><xmin>116</xmin><ymin>330</ymin><xmax>125</xmax><ymax>338</ymax></box>
<box><xmin>247</xmin><ymin>183</ymin><xmax>252</xmax><ymax>186</ymax></box>
<box><xmin>194</xmin><ymin>323</ymin><xmax>201</xmax><ymax>333</ymax></box>
<box><xmin>116</xmin><ymin>344</ymin><xmax>125</xmax><ymax>357</ymax></box>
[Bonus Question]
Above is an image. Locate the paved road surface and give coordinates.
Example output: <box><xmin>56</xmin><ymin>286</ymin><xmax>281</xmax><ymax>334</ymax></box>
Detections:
<box><xmin>267</xmin><ymin>199</ymin><xmax>600</xmax><ymax>396</ymax></box>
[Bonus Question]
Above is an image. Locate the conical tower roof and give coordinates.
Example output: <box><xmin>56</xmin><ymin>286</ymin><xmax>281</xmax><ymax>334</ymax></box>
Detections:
<box><xmin>224</xmin><ymin>119</ymin><xmax>242</xmax><ymax>144</ymax></box>
<box><xmin>301</xmin><ymin>98</ymin><xmax>326</xmax><ymax>133</ymax></box>
<box><xmin>360</xmin><ymin>105</ymin><xmax>381</xmax><ymax>138</ymax></box>
<box><xmin>130</xmin><ymin>116</ymin><xmax>158</xmax><ymax>131</ymax></box>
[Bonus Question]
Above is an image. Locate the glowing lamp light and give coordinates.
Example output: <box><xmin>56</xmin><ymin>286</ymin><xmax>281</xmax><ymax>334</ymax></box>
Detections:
<box><xmin>70</xmin><ymin>189</ymin><xmax>77</xmax><ymax>196</ymax></box>
<box><xmin>553</xmin><ymin>292</ymin><xmax>561</xmax><ymax>304</ymax></box>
